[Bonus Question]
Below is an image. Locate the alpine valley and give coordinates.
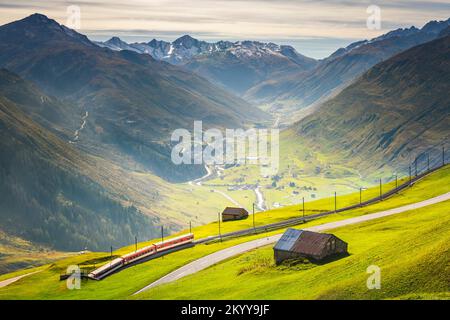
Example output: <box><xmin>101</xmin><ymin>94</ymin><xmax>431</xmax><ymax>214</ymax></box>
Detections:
<box><xmin>0</xmin><ymin>12</ymin><xmax>449</xmax><ymax>281</ymax></box>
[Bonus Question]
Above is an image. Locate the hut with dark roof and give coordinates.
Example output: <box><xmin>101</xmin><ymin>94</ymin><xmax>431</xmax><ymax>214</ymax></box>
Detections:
<box><xmin>273</xmin><ymin>229</ymin><xmax>348</xmax><ymax>264</ymax></box>
<box><xmin>221</xmin><ymin>207</ymin><xmax>249</xmax><ymax>222</ymax></box>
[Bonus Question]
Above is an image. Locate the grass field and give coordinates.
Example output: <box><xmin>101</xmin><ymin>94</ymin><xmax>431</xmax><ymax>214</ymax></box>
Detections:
<box><xmin>175</xmin><ymin>165</ymin><xmax>449</xmax><ymax>239</ymax></box>
<box><xmin>0</xmin><ymin>230</ymin><xmax>73</xmax><ymax>276</ymax></box>
<box><xmin>205</xmin><ymin>128</ymin><xmax>409</xmax><ymax>211</ymax></box>
<box><xmin>0</xmin><ymin>165</ymin><xmax>448</xmax><ymax>300</ymax></box>
<box><xmin>135</xmin><ymin>199</ymin><xmax>450</xmax><ymax>300</ymax></box>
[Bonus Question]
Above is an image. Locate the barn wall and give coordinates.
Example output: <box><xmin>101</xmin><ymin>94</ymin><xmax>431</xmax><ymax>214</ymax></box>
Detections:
<box><xmin>222</xmin><ymin>213</ymin><xmax>248</xmax><ymax>221</ymax></box>
<box><xmin>319</xmin><ymin>237</ymin><xmax>348</xmax><ymax>259</ymax></box>
<box><xmin>274</xmin><ymin>250</ymin><xmax>315</xmax><ymax>265</ymax></box>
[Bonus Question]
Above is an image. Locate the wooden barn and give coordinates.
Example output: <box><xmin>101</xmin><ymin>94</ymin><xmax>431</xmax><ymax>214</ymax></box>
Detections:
<box><xmin>221</xmin><ymin>207</ymin><xmax>249</xmax><ymax>222</ymax></box>
<box><xmin>273</xmin><ymin>229</ymin><xmax>348</xmax><ymax>264</ymax></box>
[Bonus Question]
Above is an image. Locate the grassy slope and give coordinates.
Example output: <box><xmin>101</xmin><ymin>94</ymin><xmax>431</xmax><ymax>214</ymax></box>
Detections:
<box><xmin>0</xmin><ymin>171</ymin><xmax>230</xmax><ymax>274</ymax></box>
<box><xmin>185</xmin><ymin>165</ymin><xmax>449</xmax><ymax>239</ymax></box>
<box><xmin>139</xmin><ymin>200</ymin><xmax>449</xmax><ymax>300</ymax></box>
<box><xmin>0</xmin><ymin>230</ymin><xmax>71</xmax><ymax>275</ymax></box>
<box><xmin>0</xmin><ymin>165</ymin><xmax>448</xmax><ymax>299</ymax></box>
<box><xmin>0</xmin><ymin>71</ymin><xmax>239</xmax><ymax>268</ymax></box>
<box><xmin>206</xmin><ymin>128</ymin><xmax>395</xmax><ymax>212</ymax></box>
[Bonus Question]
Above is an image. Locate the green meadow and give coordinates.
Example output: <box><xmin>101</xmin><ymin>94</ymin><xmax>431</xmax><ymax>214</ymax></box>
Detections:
<box><xmin>138</xmin><ymin>200</ymin><xmax>449</xmax><ymax>300</ymax></box>
<box><xmin>0</xmin><ymin>165</ymin><xmax>448</xmax><ymax>300</ymax></box>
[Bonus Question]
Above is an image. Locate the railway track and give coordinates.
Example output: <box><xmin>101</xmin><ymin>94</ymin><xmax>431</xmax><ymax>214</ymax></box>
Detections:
<box><xmin>87</xmin><ymin>163</ymin><xmax>446</xmax><ymax>281</ymax></box>
<box><xmin>194</xmin><ymin>163</ymin><xmax>446</xmax><ymax>244</ymax></box>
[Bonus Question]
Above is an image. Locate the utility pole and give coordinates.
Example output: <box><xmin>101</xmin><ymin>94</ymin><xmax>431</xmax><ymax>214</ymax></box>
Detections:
<box><xmin>395</xmin><ymin>174</ymin><xmax>398</xmax><ymax>191</ymax></box>
<box><xmin>253</xmin><ymin>203</ymin><xmax>256</xmax><ymax>232</ymax></box>
<box><xmin>427</xmin><ymin>154</ymin><xmax>430</xmax><ymax>172</ymax></box>
<box><xmin>161</xmin><ymin>226</ymin><xmax>164</xmax><ymax>244</ymax></box>
<box><xmin>218</xmin><ymin>212</ymin><xmax>222</xmax><ymax>241</ymax></box>
<box><xmin>302</xmin><ymin>197</ymin><xmax>305</xmax><ymax>221</ymax></box>
<box><xmin>409</xmin><ymin>165</ymin><xmax>412</xmax><ymax>186</ymax></box>
<box><xmin>189</xmin><ymin>221</ymin><xmax>192</xmax><ymax>234</ymax></box>
<box><xmin>415</xmin><ymin>159</ymin><xmax>418</xmax><ymax>177</ymax></box>
<box><xmin>110</xmin><ymin>246</ymin><xmax>113</xmax><ymax>267</ymax></box>
<box><xmin>334</xmin><ymin>192</ymin><xmax>337</xmax><ymax>213</ymax></box>
<box><xmin>443</xmin><ymin>147</ymin><xmax>446</xmax><ymax>166</ymax></box>
<box><xmin>135</xmin><ymin>236</ymin><xmax>137</xmax><ymax>252</ymax></box>
<box><xmin>379</xmin><ymin>178</ymin><xmax>382</xmax><ymax>200</ymax></box>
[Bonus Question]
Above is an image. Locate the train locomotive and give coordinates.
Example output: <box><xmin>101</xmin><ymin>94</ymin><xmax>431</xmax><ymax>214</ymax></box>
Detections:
<box><xmin>88</xmin><ymin>233</ymin><xmax>194</xmax><ymax>280</ymax></box>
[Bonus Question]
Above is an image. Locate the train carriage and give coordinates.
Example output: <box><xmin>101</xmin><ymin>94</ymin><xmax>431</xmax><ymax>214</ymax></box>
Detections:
<box><xmin>88</xmin><ymin>233</ymin><xmax>194</xmax><ymax>280</ymax></box>
<box><xmin>88</xmin><ymin>257</ymin><xmax>124</xmax><ymax>279</ymax></box>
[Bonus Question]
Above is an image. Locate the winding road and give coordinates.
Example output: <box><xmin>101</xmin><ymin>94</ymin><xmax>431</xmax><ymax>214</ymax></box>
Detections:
<box><xmin>188</xmin><ymin>165</ymin><xmax>244</xmax><ymax>208</ymax></box>
<box><xmin>133</xmin><ymin>191</ymin><xmax>450</xmax><ymax>295</ymax></box>
<box><xmin>0</xmin><ymin>271</ymin><xmax>41</xmax><ymax>289</ymax></box>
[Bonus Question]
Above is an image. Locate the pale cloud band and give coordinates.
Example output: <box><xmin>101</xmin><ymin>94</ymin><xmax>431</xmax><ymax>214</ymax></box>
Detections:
<box><xmin>0</xmin><ymin>0</ymin><xmax>448</xmax><ymax>58</ymax></box>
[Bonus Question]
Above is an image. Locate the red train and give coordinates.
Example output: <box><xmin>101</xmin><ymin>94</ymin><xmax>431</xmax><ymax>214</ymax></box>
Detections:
<box><xmin>89</xmin><ymin>233</ymin><xmax>194</xmax><ymax>280</ymax></box>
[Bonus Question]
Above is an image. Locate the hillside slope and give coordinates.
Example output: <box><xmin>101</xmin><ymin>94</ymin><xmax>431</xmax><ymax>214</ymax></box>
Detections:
<box><xmin>0</xmin><ymin>164</ymin><xmax>448</xmax><ymax>298</ymax></box>
<box><xmin>182</xmin><ymin>41</ymin><xmax>317</xmax><ymax>96</ymax></box>
<box><xmin>0</xmin><ymin>14</ymin><xmax>269</xmax><ymax>182</ymax></box>
<box><xmin>246</xmin><ymin>18</ymin><xmax>450</xmax><ymax>115</ymax></box>
<box><xmin>0</xmin><ymin>85</ymin><xmax>161</xmax><ymax>251</ymax></box>
<box><xmin>291</xmin><ymin>34</ymin><xmax>450</xmax><ymax>173</ymax></box>
<box><xmin>0</xmin><ymin>69</ymin><xmax>77</xmax><ymax>139</ymax></box>
<box><xmin>0</xmin><ymin>69</ymin><xmax>247</xmax><ymax>255</ymax></box>
<box><xmin>138</xmin><ymin>199</ymin><xmax>449</xmax><ymax>300</ymax></box>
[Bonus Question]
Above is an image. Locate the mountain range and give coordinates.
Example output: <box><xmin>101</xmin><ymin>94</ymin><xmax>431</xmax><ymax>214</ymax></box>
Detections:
<box><xmin>246</xmin><ymin>18</ymin><xmax>450</xmax><ymax>117</ymax></box>
<box><xmin>0</xmin><ymin>14</ymin><xmax>269</xmax><ymax>253</ymax></box>
<box><xmin>0</xmin><ymin>14</ymin><xmax>268</xmax><ymax>182</ymax></box>
<box><xmin>292</xmin><ymin>31</ymin><xmax>450</xmax><ymax>173</ymax></box>
<box><xmin>96</xmin><ymin>18</ymin><xmax>450</xmax><ymax>119</ymax></box>
<box><xmin>95</xmin><ymin>36</ymin><xmax>318</xmax><ymax>95</ymax></box>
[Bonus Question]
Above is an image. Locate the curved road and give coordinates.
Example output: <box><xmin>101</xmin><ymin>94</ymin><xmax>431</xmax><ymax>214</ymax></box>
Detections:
<box><xmin>188</xmin><ymin>165</ymin><xmax>244</xmax><ymax>208</ymax></box>
<box><xmin>134</xmin><ymin>191</ymin><xmax>450</xmax><ymax>295</ymax></box>
<box><xmin>0</xmin><ymin>271</ymin><xmax>41</xmax><ymax>289</ymax></box>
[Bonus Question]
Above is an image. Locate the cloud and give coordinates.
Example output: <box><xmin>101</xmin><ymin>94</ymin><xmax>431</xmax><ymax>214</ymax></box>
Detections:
<box><xmin>0</xmin><ymin>0</ymin><xmax>448</xmax><ymax>58</ymax></box>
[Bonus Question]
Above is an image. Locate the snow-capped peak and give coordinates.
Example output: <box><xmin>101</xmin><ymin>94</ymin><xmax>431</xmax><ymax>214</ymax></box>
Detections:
<box><xmin>94</xmin><ymin>35</ymin><xmax>313</xmax><ymax>66</ymax></box>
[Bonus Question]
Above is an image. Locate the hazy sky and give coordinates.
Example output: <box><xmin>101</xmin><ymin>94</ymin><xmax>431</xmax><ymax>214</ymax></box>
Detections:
<box><xmin>0</xmin><ymin>0</ymin><xmax>449</xmax><ymax>58</ymax></box>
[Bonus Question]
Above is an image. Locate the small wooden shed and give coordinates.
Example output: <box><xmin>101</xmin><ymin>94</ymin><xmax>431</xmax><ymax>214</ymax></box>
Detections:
<box><xmin>273</xmin><ymin>229</ymin><xmax>348</xmax><ymax>264</ymax></box>
<box><xmin>221</xmin><ymin>207</ymin><xmax>249</xmax><ymax>222</ymax></box>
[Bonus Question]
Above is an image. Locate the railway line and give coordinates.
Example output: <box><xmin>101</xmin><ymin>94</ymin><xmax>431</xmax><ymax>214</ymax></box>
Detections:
<box><xmin>134</xmin><ymin>190</ymin><xmax>450</xmax><ymax>295</ymax></box>
<box><xmin>88</xmin><ymin>234</ymin><xmax>194</xmax><ymax>280</ymax></box>
<box><xmin>194</xmin><ymin>163</ymin><xmax>445</xmax><ymax>244</ymax></box>
<box><xmin>89</xmin><ymin>163</ymin><xmax>446</xmax><ymax>281</ymax></box>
